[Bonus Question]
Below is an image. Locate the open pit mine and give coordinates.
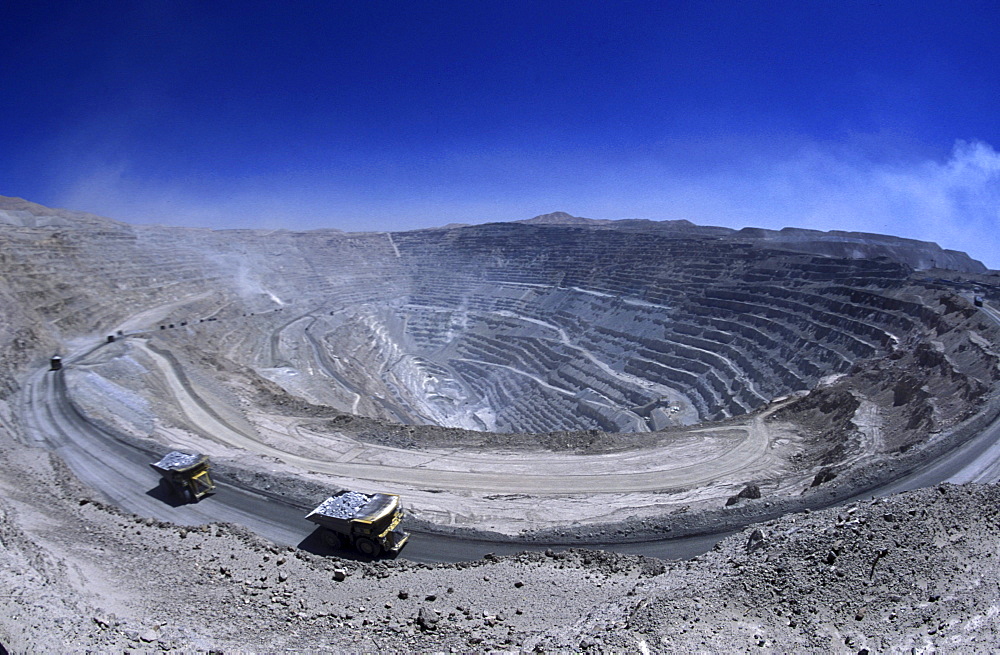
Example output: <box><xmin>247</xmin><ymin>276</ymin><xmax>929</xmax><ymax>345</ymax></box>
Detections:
<box><xmin>1</xmin><ymin>195</ymin><xmax>999</xmax><ymax>651</ymax></box>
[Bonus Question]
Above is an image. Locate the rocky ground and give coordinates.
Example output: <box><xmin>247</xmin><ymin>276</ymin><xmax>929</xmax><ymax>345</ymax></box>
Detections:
<box><xmin>1</xmin><ymin>422</ymin><xmax>998</xmax><ymax>652</ymax></box>
<box><xmin>3</xmin><ymin>196</ymin><xmax>1000</xmax><ymax>651</ymax></box>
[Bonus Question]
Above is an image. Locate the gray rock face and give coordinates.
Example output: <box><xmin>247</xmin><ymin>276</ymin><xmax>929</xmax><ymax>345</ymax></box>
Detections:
<box><xmin>0</xmin><ymin>196</ymin><xmax>990</xmax><ymax>437</ymax></box>
<box><xmin>520</xmin><ymin>211</ymin><xmax>987</xmax><ymax>273</ymax></box>
<box><xmin>737</xmin><ymin>226</ymin><xmax>987</xmax><ymax>273</ymax></box>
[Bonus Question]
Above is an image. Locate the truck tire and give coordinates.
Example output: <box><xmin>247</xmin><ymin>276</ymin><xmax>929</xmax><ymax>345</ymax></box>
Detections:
<box><xmin>320</xmin><ymin>529</ymin><xmax>343</xmax><ymax>549</ymax></box>
<box><xmin>182</xmin><ymin>487</ymin><xmax>196</xmax><ymax>504</ymax></box>
<box><xmin>354</xmin><ymin>537</ymin><xmax>381</xmax><ymax>557</ymax></box>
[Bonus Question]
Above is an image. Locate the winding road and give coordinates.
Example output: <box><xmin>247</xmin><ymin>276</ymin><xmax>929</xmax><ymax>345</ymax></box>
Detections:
<box><xmin>20</xmin><ymin>358</ymin><xmax>730</xmax><ymax>562</ymax></box>
<box><xmin>16</xmin><ymin>301</ymin><xmax>1000</xmax><ymax>564</ymax></box>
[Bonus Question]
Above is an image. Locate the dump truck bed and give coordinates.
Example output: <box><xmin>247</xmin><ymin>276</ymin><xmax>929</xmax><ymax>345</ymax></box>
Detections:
<box><xmin>149</xmin><ymin>451</ymin><xmax>216</xmax><ymax>502</ymax></box>
<box><xmin>305</xmin><ymin>490</ymin><xmax>409</xmax><ymax>555</ymax></box>
<box><xmin>150</xmin><ymin>451</ymin><xmax>210</xmax><ymax>474</ymax></box>
<box><xmin>305</xmin><ymin>491</ymin><xmax>398</xmax><ymax>529</ymax></box>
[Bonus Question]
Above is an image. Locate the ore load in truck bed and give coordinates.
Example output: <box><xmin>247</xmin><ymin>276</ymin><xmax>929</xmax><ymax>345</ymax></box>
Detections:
<box><xmin>305</xmin><ymin>490</ymin><xmax>409</xmax><ymax>556</ymax></box>
<box><xmin>310</xmin><ymin>491</ymin><xmax>373</xmax><ymax>519</ymax></box>
<box><xmin>151</xmin><ymin>451</ymin><xmax>205</xmax><ymax>472</ymax></box>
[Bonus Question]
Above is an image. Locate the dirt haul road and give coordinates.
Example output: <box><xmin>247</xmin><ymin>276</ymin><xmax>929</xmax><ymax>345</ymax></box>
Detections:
<box><xmin>58</xmin><ymin>323</ymin><xmax>818</xmax><ymax>535</ymax></box>
<box><xmin>18</xmin><ymin>319</ymin><xmax>1000</xmax><ymax>563</ymax></box>
<box><xmin>130</xmin><ymin>337</ymin><xmax>782</xmax><ymax>494</ymax></box>
<box><xmin>18</xmin><ymin>359</ymin><xmax>730</xmax><ymax>562</ymax></box>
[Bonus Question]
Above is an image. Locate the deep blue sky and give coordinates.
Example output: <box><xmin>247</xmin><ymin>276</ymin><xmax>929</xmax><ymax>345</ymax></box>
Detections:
<box><xmin>2</xmin><ymin>1</ymin><xmax>999</xmax><ymax>266</ymax></box>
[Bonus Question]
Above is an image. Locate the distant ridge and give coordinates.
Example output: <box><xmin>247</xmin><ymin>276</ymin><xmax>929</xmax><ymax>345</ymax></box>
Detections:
<box><xmin>518</xmin><ymin>211</ymin><xmax>612</xmax><ymax>226</ymax></box>
<box><xmin>517</xmin><ymin>212</ymin><xmax>735</xmax><ymax>237</ymax></box>
<box><xmin>0</xmin><ymin>195</ymin><xmax>127</xmax><ymax>230</ymax></box>
<box><xmin>512</xmin><ymin>211</ymin><xmax>987</xmax><ymax>274</ymax></box>
<box><xmin>0</xmin><ymin>195</ymin><xmax>987</xmax><ymax>274</ymax></box>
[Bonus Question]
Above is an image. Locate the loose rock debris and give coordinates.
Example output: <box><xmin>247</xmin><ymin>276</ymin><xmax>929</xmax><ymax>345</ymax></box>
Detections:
<box><xmin>311</xmin><ymin>491</ymin><xmax>371</xmax><ymax>519</ymax></box>
<box><xmin>1</xmin><ymin>438</ymin><xmax>998</xmax><ymax>652</ymax></box>
<box><xmin>151</xmin><ymin>451</ymin><xmax>202</xmax><ymax>470</ymax></box>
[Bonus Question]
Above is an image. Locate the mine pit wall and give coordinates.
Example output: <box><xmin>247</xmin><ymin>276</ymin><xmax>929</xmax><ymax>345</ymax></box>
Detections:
<box><xmin>772</xmin><ymin>290</ymin><xmax>1000</xmax><ymax>457</ymax></box>
<box><xmin>1</xmin><ymin>213</ymin><xmax>985</xmax><ymax>437</ymax></box>
<box><xmin>385</xmin><ymin>224</ymin><xmax>939</xmax><ymax>431</ymax></box>
<box><xmin>5</xmin><ymin>207</ymin><xmax>1000</xmax><ymax>543</ymax></box>
<box><xmin>0</xmin><ymin>220</ymin><xmax>257</xmax><ymax>383</ymax></box>
<box><xmin>0</xmin><ymin>218</ymin><xmax>408</xmax><ymax>395</ymax></box>
<box><xmin>0</xmin><ymin>210</ymin><xmax>993</xmax><ymax>431</ymax></box>
<box><xmin>147</xmin><ymin>229</ymin><xmax>410</xmax><ymax>369</ymax></box>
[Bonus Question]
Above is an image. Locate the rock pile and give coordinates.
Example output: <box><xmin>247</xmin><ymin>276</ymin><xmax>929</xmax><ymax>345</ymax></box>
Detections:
<box><xmin>311</xmin><ymin>491</ymin><xmax>371</xmax><ymax>519</ymax></box>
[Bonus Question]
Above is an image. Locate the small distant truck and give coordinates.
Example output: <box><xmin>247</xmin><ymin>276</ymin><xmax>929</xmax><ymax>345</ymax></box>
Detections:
<box><xmin>306</xmin><ymin>491</ymin><xmax>410</xmax><ymax>557</ymax></box>
<box><xmin>150</xmin><ymin>451</ymin><xmax>217</xmax><ymax>503</ymax></box>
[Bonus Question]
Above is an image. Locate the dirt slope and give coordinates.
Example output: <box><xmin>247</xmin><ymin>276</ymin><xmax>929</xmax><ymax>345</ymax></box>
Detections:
<box><xmin>1</xmin><ymin>427</ymin><xmax>997</xmax><ymax>652</ymax></box>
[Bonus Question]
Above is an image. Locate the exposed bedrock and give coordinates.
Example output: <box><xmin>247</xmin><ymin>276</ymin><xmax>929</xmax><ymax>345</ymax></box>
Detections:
<box><xmin>1</xmin><ymin>198</ymin><xmax>998</xmax><ymax>442</ymax></box>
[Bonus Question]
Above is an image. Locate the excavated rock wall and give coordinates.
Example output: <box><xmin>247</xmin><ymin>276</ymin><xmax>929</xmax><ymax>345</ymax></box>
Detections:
<box><xmin>0</xmin><ymin>197</ymin><xmax>993</xmax><ymax>440</ymax></box>
<box><xmin>384</xmin><ymin>224</ymin><xmax>943</xmax><ymax>431</ymax></box>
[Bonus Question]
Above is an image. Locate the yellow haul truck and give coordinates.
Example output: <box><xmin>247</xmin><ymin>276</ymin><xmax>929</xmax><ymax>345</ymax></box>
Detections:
<box><xmin>305</xmin><ymin>491</ymin><xmax>410</xmax><ymax>557</ymax></box>
<box><xmin>150</xmin><ymin>451</ymin><xmax>217</xmax><ymax>503</ymax></box>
